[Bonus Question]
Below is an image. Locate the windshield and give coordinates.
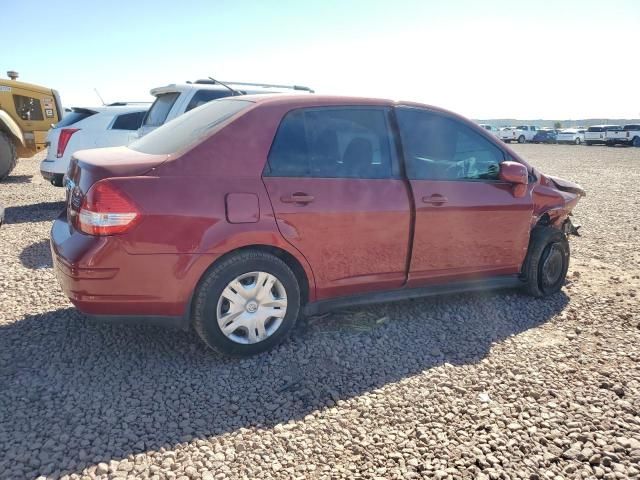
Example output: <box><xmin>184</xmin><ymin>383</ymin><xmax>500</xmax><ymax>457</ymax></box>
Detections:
<box><xmin>587</xmin><ymin>126</ymin><xmax>603</xmax><ymax>132</ymax></box>
<box><xmin>143</xmin><ymin>92</ymin><xmax>181</xmax><ymax>127</ymax></box>
<box><xmin>129</xmin><ymin>99</ymin><xmax>253</xmax><ymax>155</ymax></box>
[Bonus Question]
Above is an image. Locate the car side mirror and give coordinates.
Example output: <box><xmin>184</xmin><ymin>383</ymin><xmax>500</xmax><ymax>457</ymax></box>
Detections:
<box><xmin>499</xmin><ymin>161</ymin><xmax>529</xmax><ymax>197</ymax></box>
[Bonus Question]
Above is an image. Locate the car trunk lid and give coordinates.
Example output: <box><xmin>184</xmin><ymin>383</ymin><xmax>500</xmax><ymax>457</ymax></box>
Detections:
<box><xmin>65</xmin><ymin>146</ymin><xmax>168</xmax><ymax>223</ymax></box>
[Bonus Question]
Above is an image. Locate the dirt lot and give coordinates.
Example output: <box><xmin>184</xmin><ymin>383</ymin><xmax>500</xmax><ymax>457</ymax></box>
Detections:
<box><xmin>1</xmin><ymin>145</ymin><xmax>639</xmax><ymax>480</ymax></box>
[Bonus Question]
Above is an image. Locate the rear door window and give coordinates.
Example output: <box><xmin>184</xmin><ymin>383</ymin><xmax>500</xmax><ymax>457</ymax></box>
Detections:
<box><xmin>143</xmin><ymin>92</ymin><xmax>181</xmax><ymax>127</ymax></box>
<box><xmin>266</xmin><ymin>107</ymin><xmax>396</xmax><ymax>179</ymax></box>
<box><xmin>185</xmin><ymin>90</ymin><xmax>234</xmax><ymax>112</ymax></box>
<box><xmin>111</xmin><ymin>111</ymin><xmax>147</xmax><ymax>130</ymax></box>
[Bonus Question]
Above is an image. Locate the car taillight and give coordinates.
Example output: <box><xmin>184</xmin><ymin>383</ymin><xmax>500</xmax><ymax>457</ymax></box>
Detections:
<box><xmin>56</xmin><ymin>128</ymin><xmax>80</xmax><ymax>158</ymax></box>
<box><xmin>78</xmin><ymin>180</ymin><xmax>141</xmax><ymax>235</ymax></box>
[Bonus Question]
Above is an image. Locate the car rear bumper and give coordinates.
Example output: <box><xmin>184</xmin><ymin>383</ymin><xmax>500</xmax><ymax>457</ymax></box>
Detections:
<box><xmin>50</xmin><ymin>211</ymin><xmax>208</xmax><ymax>324</ymax></box>
<box><xmin>40</xmin><ymin>169</ymin><xmax>65</xmax><ymax>186</ymax></box>
<box><xmin>40</xmin><ymin>157</ymin><xmax>69</xmax><ymax>186</ymax></box>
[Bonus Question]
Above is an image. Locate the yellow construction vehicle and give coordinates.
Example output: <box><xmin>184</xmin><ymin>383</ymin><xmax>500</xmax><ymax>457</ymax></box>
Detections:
<box><xmin>0</xmin><ymin>71</ymin><xmax>62</xmax><ymax>181</ymax></box>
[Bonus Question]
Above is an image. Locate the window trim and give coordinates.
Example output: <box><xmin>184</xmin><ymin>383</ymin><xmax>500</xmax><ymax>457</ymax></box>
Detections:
<box><xmin>393</xmin><ymin>105</ymin><xmax>520</xmax><ymax>184</ymax></box>
<box><xmin>263</xmin><ymin>105</ymin><xmax>402</xmax><ymax>180</ymax></box>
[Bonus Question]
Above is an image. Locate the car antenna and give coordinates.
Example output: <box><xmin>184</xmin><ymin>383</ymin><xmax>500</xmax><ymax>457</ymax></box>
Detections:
<box><xmin>94</xmin><ymin>88</ymin><xmax>107</xmax><ymax>106</ymax></box>
<box><xmin>208</xmin><ymin>77</ymin><xmax>242</xmax><ymax>96</ymax></box>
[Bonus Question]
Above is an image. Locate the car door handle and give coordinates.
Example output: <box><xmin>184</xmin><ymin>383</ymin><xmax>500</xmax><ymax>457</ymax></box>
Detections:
<box><xmin>280</xmin><ymin>193</ymin><xmax>315</xmax><ymax>204</ymax></box>
<box><xmin>422</xmin><ymin>194</ymin><xmax>448</xmax><ymax>205</ymax></box>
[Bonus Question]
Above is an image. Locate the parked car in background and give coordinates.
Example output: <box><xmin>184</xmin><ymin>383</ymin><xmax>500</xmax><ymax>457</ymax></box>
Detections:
<box><xmin>478</xmin><ymin>124</ymin><xmax>500</xmax><ymax>137</ymax></box>
<box><xmin>52</xmin><ymin>94</ymin><xmax>584</xmax><ymax>356</ymax></box>
<box><xmin>500</xmin><ymin>125</ymin><xmax>537</xmax><ymax>143</ymax></box>
<box><xmin>532</xmin><ymin>128</ymin><xmax>558</xmax><ymax>144</ymax></box>
<box><xmin>40</xmin><ymin>104</ymin><xmax>149</xmax><ymax>186</ymax></box>
<box><xmin>557</xmin><ymin>128</ymin><xmax>586</xmax><ymax>145</ymax></box>
<box><xmin>605</xmin><ymin>124</ymin><xmax>640</xmax><ymax>147</ymax></box>
<box><xmin>138</xmin><ymin>80</ymin><xmax>314</xmax><ymax>137</ymax></box>
<box><xmin>585</xmin><ymin>125</ymin><xmax>620</xmax><ymax>145</ymax></box>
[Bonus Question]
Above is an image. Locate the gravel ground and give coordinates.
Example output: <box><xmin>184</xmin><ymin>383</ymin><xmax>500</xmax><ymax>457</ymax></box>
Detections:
<box><xmin>0</xmin><ymin>145</ymin><xmax>639</xmax><ymax>480</ymax></box>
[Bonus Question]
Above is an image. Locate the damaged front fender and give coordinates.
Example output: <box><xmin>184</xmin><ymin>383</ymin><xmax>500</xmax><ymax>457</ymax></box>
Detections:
<box><xmin>532</xmin><ymin>173</ymin><xmax>585</xmax><ymax>232</ymax></box>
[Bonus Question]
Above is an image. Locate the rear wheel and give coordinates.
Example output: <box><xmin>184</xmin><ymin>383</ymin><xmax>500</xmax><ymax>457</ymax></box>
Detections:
<box><xmin>633</xmin><ymin>136</ymin><xmax>640</xmax><ymax>147</ymax></box>
<box><xmin>522</xmin><ymin>227</ymin><xmax>570</xmax><ymax>297</ymax></box>
<box><xmin>574</xmin><ymin>137</ymin><xmax>581</xmax><ymax>145</ymax></box>
<box><xmin>518</xmin><ymin>135</ymin><xmax>526</xmax><ymax>144</ymax></box>
<box><xmin>192</xmin><ymin>250</ymin><xmax>301</xmax><ymax>356</ymax></box>
<box><xmin>586</xmin><ymin>141</ymin><xmax>593</xmax><ymax>146</ymax></box>
<box><xmin>0</xmin><ymin>132</ymin><xmax>17</xmax><ymax>181</ymax></box>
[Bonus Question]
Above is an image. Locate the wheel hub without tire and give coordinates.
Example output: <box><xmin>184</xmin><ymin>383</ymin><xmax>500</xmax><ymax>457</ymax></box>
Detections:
<box><xmin>216</xmin><ymin>271</ymin><xmax>287</xmax><ymax>344</ymax></box>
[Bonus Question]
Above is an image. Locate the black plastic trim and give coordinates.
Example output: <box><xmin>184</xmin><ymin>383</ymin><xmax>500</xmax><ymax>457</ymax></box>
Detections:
<box><xmin>304</xmin><ymin>275</ymin><xmax>524</xmax><ymax>316</ymax></box>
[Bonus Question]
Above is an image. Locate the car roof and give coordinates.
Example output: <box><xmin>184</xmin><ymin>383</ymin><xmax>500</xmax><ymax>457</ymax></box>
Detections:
<box><xmin>232</xmin><ymin>93</ymin><xmax>475</xmax><ymax>117</ymax></box>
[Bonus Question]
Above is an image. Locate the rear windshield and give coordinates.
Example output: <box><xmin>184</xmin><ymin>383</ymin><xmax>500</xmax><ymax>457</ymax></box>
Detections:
<box><xmin>185</xmin><ymin>89</ymin><xmax>235</xmax><ymax>112</ymax></box>
<box><xmin>129</xmin><ymin>99</ymin><xmax>252</xmax><ymax>155</ymax></box>
<box><xmin>516</xmin><ymin>125</ymin><xmax>527</xmax><ymax>130</ymax></box>
<box><xmin>143</xmin><ymin>92</ymin><xmax>181</xmax><ymax>127</ymax></box>
<box><xmin>624</xmin><ymin>125</ymin><xmax>640</xmax><ymax>130</ymax></box>
<box><xmin>55</xmin><ymin>109</ymin><xmax>96</xmax><ymax>128</ymax></box>
<box><xmin>587</xmin><ymin>126</ymin><xmax>604</xmax><ymax>132</ymax></box>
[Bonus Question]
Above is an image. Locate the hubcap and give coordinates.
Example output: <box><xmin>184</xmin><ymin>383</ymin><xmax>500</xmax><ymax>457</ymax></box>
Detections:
<box><xmin>216</xmin><ymin>271</ymin><xmax>287</xmax><ymax>344</ymax></box>
<box><xmin>541</xmin><ymin>244</ymin><xmax>564</xmax><ymax>289</ymax></box>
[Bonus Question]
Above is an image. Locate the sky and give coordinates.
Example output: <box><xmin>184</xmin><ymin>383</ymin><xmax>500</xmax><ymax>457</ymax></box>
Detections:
<box><xmin>3</xmin><ymin>0</ymin><xmax>639</xmax><ymax>120</ymax></box>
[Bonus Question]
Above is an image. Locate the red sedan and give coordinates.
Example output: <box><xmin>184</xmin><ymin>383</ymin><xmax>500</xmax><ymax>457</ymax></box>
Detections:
<box><xmin>51</xmin><ymin>95</ymin><xmax>584</xmax><ymax>356</ymax></box>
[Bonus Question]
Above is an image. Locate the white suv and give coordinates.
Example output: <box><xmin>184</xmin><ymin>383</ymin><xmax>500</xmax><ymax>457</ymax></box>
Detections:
<box><xmin>40</xmin><ymin>104</ymin><xmax>148</xmax><ymax>186</ymax></box>
<box><xmin>138</xmin><ymin>80</ymin><xmax>314</xmax><ymax>137</ymax></box>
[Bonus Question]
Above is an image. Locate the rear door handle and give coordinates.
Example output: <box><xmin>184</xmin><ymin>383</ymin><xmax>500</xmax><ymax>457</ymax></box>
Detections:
<box><xmin>280</xmin><ymin>193</ymin><xmax>315</xmax><ymax>204</ymax></box>
<box><xmin>422</xmin><ymin>194</ymin><xmax>448</xmax><ymax>205</ymax></box>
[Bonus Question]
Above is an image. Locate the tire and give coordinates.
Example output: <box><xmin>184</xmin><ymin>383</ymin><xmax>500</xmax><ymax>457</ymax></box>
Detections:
<box><xmin>586</xmin><ymin>141</ymin><xmax>593</xmax><ymax>146</ymax></box>
<box><xmin>574</xmin><ymin>137</ymin><xmax>581</xmax><ymax>145</ymax></box>
<box><xmin>518</xmin><ymin>135</ymin><xmax>526</xmax><ymax>144</ymax></box>
<box><xmin>192</xmin><ymin>250</ymin><xmax>301</xmax><ymax>356</ymax></box>
<box><xmin>0</xmin><ymin>131</ymin><xmax>17</xmax><ymax>181</ymax></box>
<box><xmin>522</xmin><ymin>226</ymin><xmax>570</xmax><ymax>298</ymax></box>
<box><xmin>633</xmin><ymin>136</ymin><xmax>640</xmax><ymax>147</ymax></box>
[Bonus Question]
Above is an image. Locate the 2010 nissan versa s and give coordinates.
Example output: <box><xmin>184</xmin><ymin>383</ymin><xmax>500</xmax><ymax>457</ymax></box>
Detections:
<box><xmin>51</xmin><ymin>95</ymin><xmax>584</xmax><ymax>356</ymax></box>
